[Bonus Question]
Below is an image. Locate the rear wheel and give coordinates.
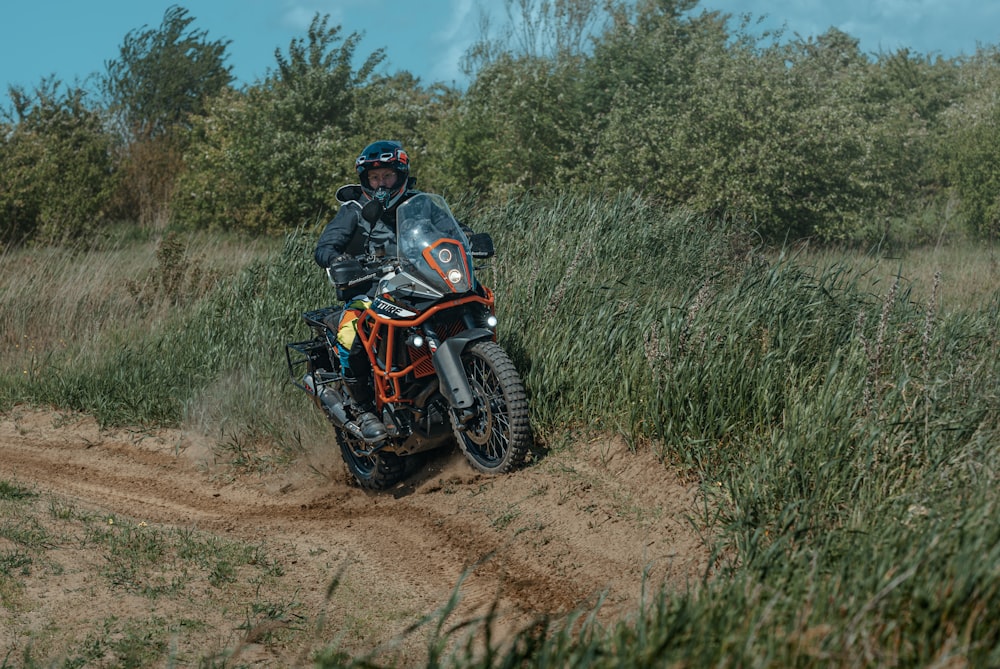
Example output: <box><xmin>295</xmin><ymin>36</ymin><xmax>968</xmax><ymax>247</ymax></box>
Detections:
<box><xmin>451</xmin><ymin>340</ymin><xmax>531</xmax><ymax>474</ymax></box>
<box><xmin>336</xmin><ymin>430</ymin><xmax>406</xmax><ymax>490</ymax></box>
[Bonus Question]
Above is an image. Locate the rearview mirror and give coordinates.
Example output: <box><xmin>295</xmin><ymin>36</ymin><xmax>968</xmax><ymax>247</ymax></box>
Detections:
<box><xmin>361</xmin><ymin>199</ymin><xmax>384</xmax><ymax>224</ymax></box>
<box><xmin>469</xmin><ymin>232</ymin><xmax>495</xmax><ymax>259</ymax></box>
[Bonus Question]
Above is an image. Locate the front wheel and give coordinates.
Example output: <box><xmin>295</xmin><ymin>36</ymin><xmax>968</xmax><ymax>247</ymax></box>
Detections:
<box><xmin>451</xmin><ymin>340</ymin><xmax>531</xmax><ymax>474</ymax></box>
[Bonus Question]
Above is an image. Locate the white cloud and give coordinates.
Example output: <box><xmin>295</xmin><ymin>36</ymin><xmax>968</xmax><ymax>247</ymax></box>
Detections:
<box><xmin>428</xmin><ymin>0</ymin><xmax>478</xmax><ymax>83</ymax></box>
<box><xmin>281</xmin><ymin>6</ymin><xmax>321</xmax><ymax>31</ymax></box>
<box><xmin>279</xmin><ymin>0</ymin><xmax>362</xmax><ymax>31</ymax></box>
<box><xmin>438</xmin><ymin>0</ymin><xmax>475</xmax><ymax>41</ymax></box>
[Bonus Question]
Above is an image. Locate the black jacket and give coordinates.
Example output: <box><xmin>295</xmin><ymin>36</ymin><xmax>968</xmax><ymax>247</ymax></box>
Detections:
<box><xmin>314</xmin><ymin>183</ymin><xmax>419</xmax><ymax>268</ymax></box>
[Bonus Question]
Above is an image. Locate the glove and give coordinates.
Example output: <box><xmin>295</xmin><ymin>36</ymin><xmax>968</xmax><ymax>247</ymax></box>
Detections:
<box><xmin>330</xmin><ymin>253</ymin><xmax>351</xmax><ymax>266</ymax></box>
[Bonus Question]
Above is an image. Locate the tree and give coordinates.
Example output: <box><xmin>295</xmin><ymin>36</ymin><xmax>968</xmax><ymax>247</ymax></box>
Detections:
<box><xmin>586</xmin><ymin>4</ymin><xmax>926</xmax><ymax>242</ymax></box>
<box><xmin>441</xmin><ymin>53</ymin><xmax>592</xmax><ymax>197</ymax></box>
<box><xmin>101</xmin><ymin>5</ymin><xmax>233</xmax><ymax>227</ymax></box>
<box><xmin>931</xmin><ymin>46</ymin><xmax>1000</xmax><ymax>238</ymax></box>
<box><xmin>269</xmin><ymin>13</ymin><xmax>383</xmax><ymax>134</ymax></box>
<box><xmin>102</xmin><ymin>4</ymin><xmax>232</xmax><ymax>140</ymax></box>
<box><xmin>0</xmin><ymin>79</ymin><xmax>117</xmax><ymax>245</ymax></box>
<box><xmin>171</xmin><ymin>14</ymin><xmax>389</xmax><ymax>234</ymax></box>
<box><xmin>446</xmin><ymin>0</ymin><xmax>614</xmax><ymax>197</ymax></box>
<box><xmin>462</xmin><ymin>0</ymin><xmax>611</xmax><ymax>75</ymax></box>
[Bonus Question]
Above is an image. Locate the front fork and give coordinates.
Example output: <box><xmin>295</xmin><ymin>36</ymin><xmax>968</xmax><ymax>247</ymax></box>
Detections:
<box><xmin>429</xmin><ymin>328</ymin><xmax>495</xmax><ymax>410</ymax></box>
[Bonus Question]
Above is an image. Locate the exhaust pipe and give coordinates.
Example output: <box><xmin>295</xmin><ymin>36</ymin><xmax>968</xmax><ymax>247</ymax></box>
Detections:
<box><xmin>318</xmin><ymin>386</ymin><xmax>351</xmax><ymax>425</ymax></box>
<box><xmin>305</xmin><ymin>372</ymin><xmax>383</xmax><ymax>446</ymax></box>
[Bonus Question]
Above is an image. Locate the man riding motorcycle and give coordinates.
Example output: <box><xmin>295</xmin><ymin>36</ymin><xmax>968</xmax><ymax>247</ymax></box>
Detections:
<box><xmin>314</xmin><ymin>140</ymin><xmax>472</xmax><ymax>442</ymax></box>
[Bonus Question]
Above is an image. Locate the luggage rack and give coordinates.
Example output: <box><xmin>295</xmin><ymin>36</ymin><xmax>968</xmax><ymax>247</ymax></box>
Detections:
<box><xmin>301</xmin><ymin>305</ymin><xmax>341</xmax><ymax>330</ymax></box>
<box><xmin>286</xmin><ymin>306</ymin><xmax>341</xmax><ymax>393</ymax></box>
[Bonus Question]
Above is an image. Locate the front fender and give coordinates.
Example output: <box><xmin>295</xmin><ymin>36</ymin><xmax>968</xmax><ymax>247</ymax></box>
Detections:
<box><xmin>432</xmin><ymin>328</ymin><xmax>495</xmax><ymax>408</ymax></box>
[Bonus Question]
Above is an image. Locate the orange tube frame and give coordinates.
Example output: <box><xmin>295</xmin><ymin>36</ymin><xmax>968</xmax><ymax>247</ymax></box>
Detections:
<box><xmin>356</xmin><ymin>287</ymin><xmax>495</xmax><ymax>406</ymax></box>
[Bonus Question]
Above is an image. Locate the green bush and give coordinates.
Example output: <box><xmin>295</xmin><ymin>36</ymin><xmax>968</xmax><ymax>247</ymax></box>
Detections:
<box><xmin>437</xmin><ymin>53</ymin><xmax>593</xmax><ymax>197</ymax></box>
<box><xmin>588</xmin><ymin>13</ymin><xmax>923</xmax><ymax>242</ymax></box>
<box><xmin>0</xmin><ymin>81</ymin><xmax>117</xmax><ymax>246</ymax></box>
<box><xmin>171</xmin><ymin>87</ymin><xmax>354</xmax><ymax>234</ymax></box>
<box><xmin>948</xmin><ymin>100</ymin><xmax>1000</xmax><ymax>237</ymax></box>
<box><xmin>7</xmin><ymin>2</ymin><xmax>1000</xmax><ymax>248</ymax></box>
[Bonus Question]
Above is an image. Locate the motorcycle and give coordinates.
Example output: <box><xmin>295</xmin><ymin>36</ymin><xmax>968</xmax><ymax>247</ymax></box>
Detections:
<box><xmin>286</xmin><ymin>193</ymin><xmax>531</xmax><ymax>489</ymax></box>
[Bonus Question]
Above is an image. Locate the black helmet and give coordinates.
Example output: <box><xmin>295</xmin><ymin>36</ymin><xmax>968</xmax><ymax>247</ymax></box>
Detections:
<box><xmin>355</xmin><ymin>140</ymin><xmax>410</xmax><ymax>210</ymax></box>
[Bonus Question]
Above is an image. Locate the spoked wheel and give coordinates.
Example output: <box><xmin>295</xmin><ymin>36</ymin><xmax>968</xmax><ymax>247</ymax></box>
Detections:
<box><xmin>336</xmin><ymin>430</ymin><xmax>406</xmax><ymax>490</ymax></box>
<box><xmin>451</xmin><ymin>340</ymin><xmax>531</xmax><ymax>474</ymax></box>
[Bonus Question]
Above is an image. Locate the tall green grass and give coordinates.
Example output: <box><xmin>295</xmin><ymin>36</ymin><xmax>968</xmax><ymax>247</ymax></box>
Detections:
<box><xmin>477</xmin><ymin>193</ymin><xmax>761</xmax><ymax>436</ymax></box>
<box><xmin>2</xmin><ymin>194</ymin><xmax>999</xmax><ymax>666</ymax></box>
<box><xmin>476</xmin><ymin>197</ymin><xmax>1000</xmax><ymax>667</ymax></box>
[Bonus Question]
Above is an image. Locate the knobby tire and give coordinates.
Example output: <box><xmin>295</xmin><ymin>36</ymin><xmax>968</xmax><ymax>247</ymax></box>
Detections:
<box><xmin>451</xmin><ymin>340</ymin><xmax>531</xmax><ymax>474</ymax></box>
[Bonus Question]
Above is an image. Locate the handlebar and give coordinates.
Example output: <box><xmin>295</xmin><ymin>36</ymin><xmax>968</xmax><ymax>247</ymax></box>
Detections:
<box><xmin>326</xmin><ymin>254</ymin><xmax>398</xmax><ymax>292</ymax></box>
<box><xmin>358</xmin><ymin>255</ymin><xmax>398</xmax><ymax>277</ymax></box>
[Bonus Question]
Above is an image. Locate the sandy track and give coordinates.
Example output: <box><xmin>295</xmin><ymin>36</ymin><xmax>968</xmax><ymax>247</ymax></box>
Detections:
<box><xmin>0</xmin><ymin>408</ymin><xmax>713</xmax><ymax>664</ymax></box>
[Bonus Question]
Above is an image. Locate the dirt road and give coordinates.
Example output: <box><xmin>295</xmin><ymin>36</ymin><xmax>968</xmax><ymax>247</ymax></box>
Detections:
<box><xmin>0</xmin><ymin>408</ymin><xmax>713</xmax><ymax>665</ymax></box>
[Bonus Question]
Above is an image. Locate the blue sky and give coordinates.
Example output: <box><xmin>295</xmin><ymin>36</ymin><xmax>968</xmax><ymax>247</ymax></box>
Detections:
<box><xmin>2</xmin><ymin>0</ymin><xmax>999</xmax><ymax>93</ymax></box>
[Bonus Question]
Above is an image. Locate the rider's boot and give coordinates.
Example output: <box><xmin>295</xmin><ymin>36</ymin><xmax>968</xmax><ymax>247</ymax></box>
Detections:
<box><xmin>342</xmin><ymin>374</ymin><xmax>387</xmax><ymax>442</ymax></box>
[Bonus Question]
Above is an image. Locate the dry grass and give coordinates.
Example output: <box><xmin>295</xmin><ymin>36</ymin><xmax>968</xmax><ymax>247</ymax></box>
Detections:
<box><xmin>0</xmin><ymin>233</ymin><xmax>278</xmax><ymax>377</ymax></box>
<box><xmin>788</xmin><ymin>240</ymin><xmax>1000</xmax><ymax>312</ymax></box>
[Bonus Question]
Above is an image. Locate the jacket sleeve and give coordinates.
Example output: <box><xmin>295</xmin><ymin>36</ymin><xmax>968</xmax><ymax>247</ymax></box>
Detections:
<box><xmin>314</xmin><ymin>203</ymin><xmax>360</xmax><ymax>268</ymax></box>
